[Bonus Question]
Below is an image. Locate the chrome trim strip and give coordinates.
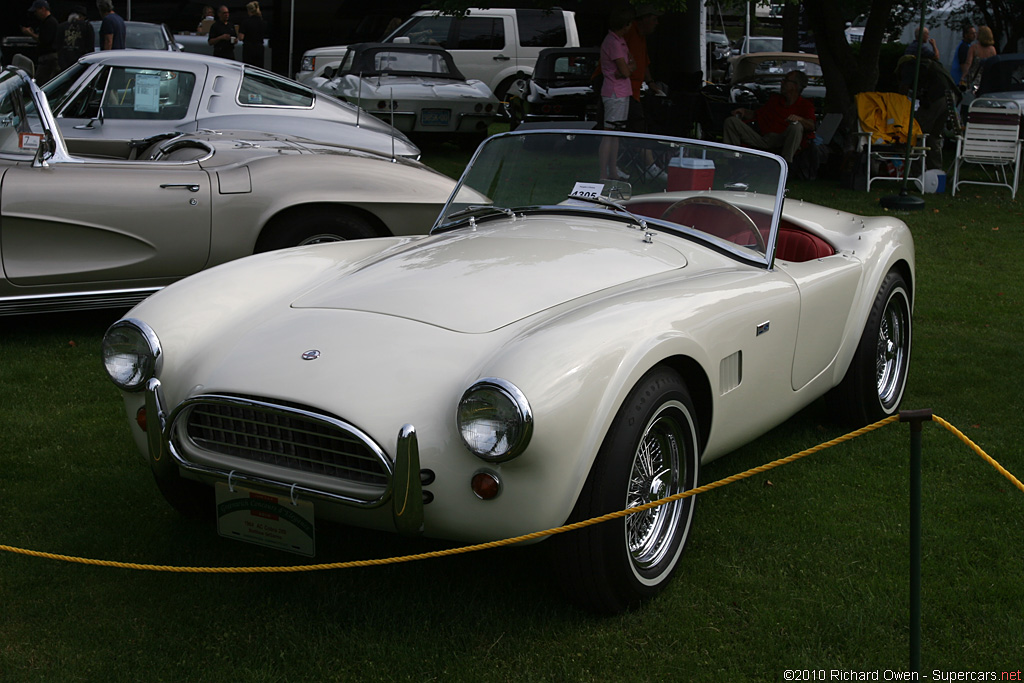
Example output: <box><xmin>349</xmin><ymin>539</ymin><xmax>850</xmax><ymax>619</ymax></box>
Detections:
<box><xmin>0</xmin><ymin>287</ymin><xmax>160</xmax><ymax>315</ymax></box>
<box><xmin>162</xmin><ymin>393</ymin><xmax>395</xmax><ymax>509</ymax></box>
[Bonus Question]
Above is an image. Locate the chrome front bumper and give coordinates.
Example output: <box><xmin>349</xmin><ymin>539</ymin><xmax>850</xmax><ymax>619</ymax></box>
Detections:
<box><xmin>144</xmin><ymin>378</ymin><xmax>424</xmax><ymax>534</ymax></box>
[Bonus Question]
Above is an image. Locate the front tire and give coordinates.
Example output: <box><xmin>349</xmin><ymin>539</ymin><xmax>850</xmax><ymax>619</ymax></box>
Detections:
<box><xmin>828</xmin><ymin>268</ymin><xmax>912</xmax><ymax>425</ymax></box>
<box><xmin>554</xmin><ymin>367</ymin><xmax>701</xmax><ymax>614</ymax></box>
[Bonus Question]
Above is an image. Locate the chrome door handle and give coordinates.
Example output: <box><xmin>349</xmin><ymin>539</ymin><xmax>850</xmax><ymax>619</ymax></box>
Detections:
<box><xmin>160</xmin><ymin>183</ymin><xmax>201</xmax><ymax>192</ymax></box>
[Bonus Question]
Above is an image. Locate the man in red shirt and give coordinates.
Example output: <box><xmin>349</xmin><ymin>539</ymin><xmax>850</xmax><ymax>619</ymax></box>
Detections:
<box><xmin>723</xmin><ymin>70</ymin><xmax>816</xmax><ymax>164</ymax></box>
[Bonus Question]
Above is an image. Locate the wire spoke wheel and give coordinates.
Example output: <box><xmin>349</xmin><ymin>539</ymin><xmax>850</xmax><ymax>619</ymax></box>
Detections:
<box><xmin>625</xmin><ymin>405</ymin><xmax>686</xmax><ymax>571</ymax></box>
<box><xmin>876</xmin><ymin>290</ymin><xmax>910</xmax><ymax>409</ymax></box>
<box><xmin>554</xmin><ymin>367</ymin><xmax>700</xmax><ymax>614</ymax></box>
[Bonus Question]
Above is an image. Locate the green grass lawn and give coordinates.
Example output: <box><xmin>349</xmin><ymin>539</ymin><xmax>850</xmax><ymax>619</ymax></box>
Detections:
<box><xmin>1</xmin><ymin>144</ymin><xmax>1022</xmax><ymax>681</ymax></box>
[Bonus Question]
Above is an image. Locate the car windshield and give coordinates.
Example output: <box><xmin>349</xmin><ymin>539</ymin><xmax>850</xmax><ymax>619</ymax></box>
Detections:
<box><xmin>90</xmin><ymin>21</ymin><xmax>170</xmax><ymax>50</ymax></box>
<box><xmin>746</xmin><ymin>37</ymin><xmax>782</xmax><ymax>53</ymax></box>
<box><xmin>343</xmin><ymin>47</ymin><xmax>461</xmax><ymax>79</ymax></box>
<box><xmin>434</xmin><ymin>130</ymin><xmax>786</xmax><ymax>265</ymax></box>
<box><xmin>41</xmin><ymin>61</ymin><xmax>90</xmax><ymax>110</ymax></box>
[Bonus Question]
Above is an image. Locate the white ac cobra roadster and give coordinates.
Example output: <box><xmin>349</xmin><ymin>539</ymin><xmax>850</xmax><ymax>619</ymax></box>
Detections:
<box><xmin>102</xmin><ymin>130</ymin><xmax>914</xmax><ymax>613</ymax></box>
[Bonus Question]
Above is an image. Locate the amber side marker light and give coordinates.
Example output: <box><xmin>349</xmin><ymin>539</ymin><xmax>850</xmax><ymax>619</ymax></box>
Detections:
<box><xmin>471</xmin><ymin>471</ymin><xmax>501</xmax><ymax>500</ymax></box>
<box><xmin>136</xmin><ymin>406</ymin><xmax>148</xmax><ymax>432</ymax></box>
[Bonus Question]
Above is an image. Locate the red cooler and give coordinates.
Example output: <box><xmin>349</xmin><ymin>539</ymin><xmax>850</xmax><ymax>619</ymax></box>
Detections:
<box><xmin>667</xmin><ymin>158</ymin><xmax>715</xmax><ymax>191</ymax></box>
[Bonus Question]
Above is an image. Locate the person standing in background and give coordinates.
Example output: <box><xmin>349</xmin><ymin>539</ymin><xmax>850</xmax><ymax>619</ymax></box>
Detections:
<box><xmin>208</xmin><ymin>5</ymin><xmax>238</xmax><ymax>61</ymax></box>
<box><xmin>905</xmin><ymin>26</ymin><xmax>939</xmax><ymax>61</ymax></box>
<box><xmin>238</xmin><ymin>1</ymin><xmax>266</xmax><ymax>68</ymax></box>
<box><xmin>96</xmin><ymin>0</ymin><xmax>126</xmax><ymax>50</ymax></box>
<box><xmin>950</xmin><ymin>24</ymin><xmax>976</xmax><ymax>85</ymax></box>
<box><xmin>961</xmin><ymin>25</ymin><xmax>997</xmax><ymax>91</ymax></box>
<box><xmin>598</xmin><ymin>6</ymin><xmax>635</xmax><ymax>181</ymax></box>
<box><xmin>57</xmin><ymin>5</ymin><xmax>94</xmax><ymax>71</ymax></box>
<box><xmin>196</xmin><ymin>6</ymin><xmax>215</xmax><ymax>35</ymax></box>
<box><xmin>623</xmin><ymin>4</ymin><xmax>665</xmax><ymax>179</ymax></box>
<box><xmin>21</xmin><ymin>0</ymin><xmax>59</xmax><ymax>83</ymax></box>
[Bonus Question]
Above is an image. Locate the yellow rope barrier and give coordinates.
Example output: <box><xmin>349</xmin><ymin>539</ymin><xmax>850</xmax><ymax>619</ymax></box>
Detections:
<box><xmin>0</xmin><ymin>413</ymin><xmax>1019</xmax><ymax>573</ymax></box>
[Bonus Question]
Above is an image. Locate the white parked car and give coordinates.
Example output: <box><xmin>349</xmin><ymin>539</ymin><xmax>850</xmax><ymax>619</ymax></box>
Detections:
<box><xmin>103</xmin><ymin>130</ymin><xmax>914</xmax><ymax>614</ymax></box>
<box><xmin>309</xmin><ymin>43</ymin><xmax>498</xmax><ymax>137</ymax></box>
<box><xmin>40</xmin><ymin>50</ymin><xmax>420</xmax><ymax>159</ymax></box>
<box><xmin>0</xmin><ymin>65</ymin><xmax>455</xmax><ymax>316</ymax></box>
<box><xmin>298</xmin><ymin>7</ymin><xmax>579</xmax><ymax>105</ymax></box>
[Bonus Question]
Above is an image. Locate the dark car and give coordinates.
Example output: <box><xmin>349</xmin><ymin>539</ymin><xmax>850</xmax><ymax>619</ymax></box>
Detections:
<box><xmin>976</xmin><ymin>53</ymin><xmax>1024</xmax><ymax>104</ymax></box>
<box><xmin>89</xmin><ymin>20</ymin><xmax>182</xmax><ymax>51</ymax></box>
<box><xmin>508</xmin><ymin>47</ymin><xmax>599</xmax><ymax>130</ymax></box>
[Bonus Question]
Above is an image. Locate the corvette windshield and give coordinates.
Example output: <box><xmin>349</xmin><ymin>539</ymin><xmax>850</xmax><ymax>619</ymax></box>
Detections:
<box><xmin>434</xmin><ymin>130</ymin><xmax>787</xmax><ymax>263</ymax></box>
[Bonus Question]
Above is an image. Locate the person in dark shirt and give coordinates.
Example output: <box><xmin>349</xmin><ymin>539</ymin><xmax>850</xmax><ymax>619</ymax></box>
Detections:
<box><xmin>208</xmin><ymin>6</ymin><xmax>238</xmax><ymax>61</ymax></box>
<box><xmin>238</xmin><ymin>1</ymin><xmax>266</xmax><ymax>67</ymax></box>
<box><xmin>96</xmin><ymin>0</ymin><xmax>126</xmax><ymax>50</ymax></box>
<box><xmin>57</xmin><ymin>5</ymin><xmax>94</xmax><ymax>70</ymax></box>
<box><xmin>21</xmin><ymin>0</ymin><xmax>60</xmax><ymax>83</ymax></box>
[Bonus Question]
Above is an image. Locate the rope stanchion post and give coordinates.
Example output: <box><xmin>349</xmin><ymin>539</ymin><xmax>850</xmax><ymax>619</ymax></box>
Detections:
<box><xmin>899</xmin><ymin>408</ymin><xmax>933</xmax><ymax>674</ymax></box>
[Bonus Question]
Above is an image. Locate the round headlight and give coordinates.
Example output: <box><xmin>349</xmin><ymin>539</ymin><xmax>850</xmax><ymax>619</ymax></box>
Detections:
<box><xmin>101</xmin><ymin>319</ymin><xmax>162</xmax><ymax>392</ymax></box>
<box><xmin>457</xmin><ymin>378</ymin><xmax>533</xmax><ymax>462</ymax></box>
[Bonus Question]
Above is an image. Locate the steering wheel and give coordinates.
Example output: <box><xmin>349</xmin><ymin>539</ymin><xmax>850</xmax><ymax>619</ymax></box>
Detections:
<box><xmin>660</xmin><ymin>196</ymin><xmax>765</xmax><ymax>252</ymax></box>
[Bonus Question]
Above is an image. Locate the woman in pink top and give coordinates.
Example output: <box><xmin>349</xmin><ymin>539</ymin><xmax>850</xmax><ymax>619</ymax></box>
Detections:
<box><xmin>599</xmin><ymin>7</ymin><xmax>636</xmax><ymax>181</ymax></box>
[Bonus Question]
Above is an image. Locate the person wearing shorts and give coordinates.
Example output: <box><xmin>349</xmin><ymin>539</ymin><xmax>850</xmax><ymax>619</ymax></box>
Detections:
<box><xmin>599</xmin><ymin>7</ymin><xmax>635</xmax><ymax>180</ymax></box>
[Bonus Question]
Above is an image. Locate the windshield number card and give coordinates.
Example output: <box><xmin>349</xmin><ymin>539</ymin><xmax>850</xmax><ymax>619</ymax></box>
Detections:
<box><xmin>570</xmin><ymin>182</ymin><xmax>604</xmax><ymax>199</ymax></box>
<box><xmin>19</xmin><ymin>133</ymin><xmax>42</xmax><ymax>151</ymax></box>
<box><xmin>133</xmin><ymin>73</ymin><xmax>161</xmax><ymax>113</ymax></box>
<box><xmin>216</xmin><ymin>482</ymin><xmax>315</xmax><ymax>556</ymax></box>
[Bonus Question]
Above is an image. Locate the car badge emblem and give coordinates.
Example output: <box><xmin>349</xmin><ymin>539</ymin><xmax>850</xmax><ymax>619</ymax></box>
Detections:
<box><xmin>301</xmin><ymin>349</ymin><xmax>321</xmax><ymax>361</ymax></box>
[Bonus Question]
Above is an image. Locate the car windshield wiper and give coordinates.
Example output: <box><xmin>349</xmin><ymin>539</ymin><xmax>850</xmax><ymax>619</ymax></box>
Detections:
<box><xmin>568</xmin><ymin>194</ymin><xmax>648</xmax><ymax>231</ymax></box>
<box><xmin>436</xmin><ymin>204</ymin><xmax>517</xmax><ymax>231</ymax></box>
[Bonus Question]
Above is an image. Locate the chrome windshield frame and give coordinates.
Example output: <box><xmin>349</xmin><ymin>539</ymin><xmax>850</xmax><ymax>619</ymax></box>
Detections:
<box><xmin>431</xmin><ymin>128</ymin><xmax>789</xmax><ymax>270</ymax></box>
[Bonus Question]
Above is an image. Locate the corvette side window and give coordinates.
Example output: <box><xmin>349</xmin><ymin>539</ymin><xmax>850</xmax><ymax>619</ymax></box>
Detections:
<box><xmin>61</xmin><ymin>65</ymin><xmax>109</xmax><ymax>119</ymax></box>
<box><xmin>102</xmin><ymin>67</ymin><xmax>196</xmax><ymax>120</ymax></box>
<box><xmin>239</xmin><ymin>68</ymin><xmax>314</xmax><ymax>107</ymax></box>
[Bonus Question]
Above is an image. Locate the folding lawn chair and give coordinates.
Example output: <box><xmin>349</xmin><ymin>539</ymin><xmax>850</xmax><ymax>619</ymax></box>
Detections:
<box><xmin>951</xmin><ymin>97</ymin><xmax>1022</xmax><ymax>199</ymax></box>
<box><xmin>855</xmin><ymin>92</ymin><xmax>929</xmax><ymax>192</ymax></box>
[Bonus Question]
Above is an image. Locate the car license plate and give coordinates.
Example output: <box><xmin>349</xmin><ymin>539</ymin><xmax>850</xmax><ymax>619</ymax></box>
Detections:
<box><xmin>420</xmin><ymin>109</ymin><xmax>451</xmax><ymax>126</ymax></box>
<box><xmin>215</xmin><ymin>482</ymin><xmax>315</xmax><ymax>556</ymax></box>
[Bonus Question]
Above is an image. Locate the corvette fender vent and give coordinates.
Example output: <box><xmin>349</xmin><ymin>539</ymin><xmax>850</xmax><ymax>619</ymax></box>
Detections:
<box><xmin>177</xmin><ymin>396</ymin><xmax>391</xmax><ymax>488</ymax></box>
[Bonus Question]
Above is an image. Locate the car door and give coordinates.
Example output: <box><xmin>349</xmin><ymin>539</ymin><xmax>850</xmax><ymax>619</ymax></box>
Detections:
<box><xmin>55</xmin><ymin>63</ymin><xmax>204</xmax><ymax>158</ymax></box>
<box><xmin>0</xmin><ymin>158</ymin><xmax>212</xmax><ymax>287</ymax></box>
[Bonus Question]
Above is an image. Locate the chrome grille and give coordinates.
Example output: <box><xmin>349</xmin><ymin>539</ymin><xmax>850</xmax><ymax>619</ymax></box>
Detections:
<box><xmin>181</xmin><ymin>399</ymin><xmax>390</xmax><ymax>487</ymax></box>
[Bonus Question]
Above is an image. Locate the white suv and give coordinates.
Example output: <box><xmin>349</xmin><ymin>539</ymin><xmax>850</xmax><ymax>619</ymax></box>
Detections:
<box><xmin>297</xmin><ymin>8</ymin><xmax>579</xmax><ymax>104</ymax></box>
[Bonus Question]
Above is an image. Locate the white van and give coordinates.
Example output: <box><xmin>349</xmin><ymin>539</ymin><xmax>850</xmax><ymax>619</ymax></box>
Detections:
<box><xmin>297</xmin><ymin>8</ymin><xmax>579</xmax><ymax>104</ymax></box>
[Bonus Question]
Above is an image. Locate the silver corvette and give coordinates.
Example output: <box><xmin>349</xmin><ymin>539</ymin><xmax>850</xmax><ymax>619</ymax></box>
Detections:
<box><xmin>0</xmin><ymin>66</ymin><xmax>456</xmax><ymax>316</ymax></box>
<box><xmin>39</xmin><ymin>50</ymin><xmax>420</xmax><ymax>159</ymax></box>
<box><xmin>102</xmin><ymin>130</ymin><xmax>914</xmax><ymax>613</ymax></box>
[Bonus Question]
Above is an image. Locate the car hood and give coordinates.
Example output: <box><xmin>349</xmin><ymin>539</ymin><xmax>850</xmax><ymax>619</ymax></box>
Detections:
<box><xmin>291</xmin><ymin>216</ymin><xmax>688</xmax><ymax>333</ymax></box>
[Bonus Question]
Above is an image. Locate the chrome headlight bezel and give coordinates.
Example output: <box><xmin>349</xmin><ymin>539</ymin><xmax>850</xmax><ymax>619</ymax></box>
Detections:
<box><xmin>457</xmin><ymin>378</ymin><xmax>533</xmax><ymax>463</ymax></box>
<box><xmin>101</xmin><ymin>318</ymin><xmax>162</xmax><ymax>392</ymax></box>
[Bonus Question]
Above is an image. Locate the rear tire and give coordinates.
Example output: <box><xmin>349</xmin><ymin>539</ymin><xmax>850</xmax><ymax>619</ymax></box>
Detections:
<box><xmin>554</xmin><ymin>367</ymin><xmax>701</xmax><ymax>614</ymax></box>
<box><xmin>827</xmin><ymin>269</ymin><xmax>912</xmax><ymax>425</ymax></box>
<box><xmin>254</xmin><ymin>209</ymin><xmax>377</xmax><ymax>253</ymax></box>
